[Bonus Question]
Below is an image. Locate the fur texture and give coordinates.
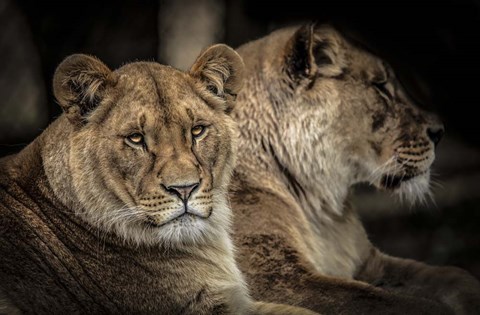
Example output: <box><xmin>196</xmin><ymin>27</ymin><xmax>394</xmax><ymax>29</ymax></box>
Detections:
<box><xmin>230</xmin><ymin>24</ymin><xmax>480</xmax><ymax>314</ymax></box>
<box><xmin>0</xmin><ymin>46</ymin><xmax>315</xmax><ymax>314</ymax></box>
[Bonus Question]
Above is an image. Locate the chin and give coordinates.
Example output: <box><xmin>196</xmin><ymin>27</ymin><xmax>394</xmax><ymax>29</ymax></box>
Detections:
<box><xmin>376</xmin><ymin>170</ymin><xmax>432</xmax><ymax>206</ymax></box>
<box><xmin>103</xmin><ymin>213</ymin><xmax>218</xmax><ymax>248</ymax></box>
<box><xmin>149</xmin><ymin>214</ymin><xmax>215</xmax><ymax>247</ymax></box>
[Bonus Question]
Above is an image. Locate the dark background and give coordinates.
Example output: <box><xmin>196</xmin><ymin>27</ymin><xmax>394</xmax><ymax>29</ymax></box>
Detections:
<box><xmin>1</xmin><ymin>0</ymin><xmax>479</xmax><ymax>278</ymax></box>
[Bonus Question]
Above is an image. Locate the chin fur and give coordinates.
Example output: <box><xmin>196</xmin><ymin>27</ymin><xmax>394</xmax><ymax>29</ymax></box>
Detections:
<box><xmin>393</xmin><ymin>170</ymin><xmax>433</xmax><ymax>206</ymax></box>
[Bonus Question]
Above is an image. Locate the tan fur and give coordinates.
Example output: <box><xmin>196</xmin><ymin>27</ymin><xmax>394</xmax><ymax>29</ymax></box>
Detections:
<box><xmin>231</xmin><ymin>24</ymin><xmax>480</xmax><ymax>314</ymax></box>
<box><xmin>0</xmin><ymin>45</ymin><xmax>314</xmax><ymax>314</ymax></box>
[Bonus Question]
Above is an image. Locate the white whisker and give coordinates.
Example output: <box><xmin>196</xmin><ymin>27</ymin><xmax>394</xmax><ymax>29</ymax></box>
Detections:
<box><xmin>368</xmin><ymin>156</ymin><xmax>396</xmax><ymax>184</ymax></box>
<box><xmin>394</xmin><ymin>171</ymin><xmax>431</xmax><ymax>207</ymax></box>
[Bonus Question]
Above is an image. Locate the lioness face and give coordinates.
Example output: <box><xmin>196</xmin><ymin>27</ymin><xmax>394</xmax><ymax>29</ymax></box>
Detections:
<box><xmin>266</xmin><ymin>25</ymin><xmax>443</xmax><ymax>204</ymax></box>
<box><xmin>335</xmin><ymin>51</ymin><xmax>443</xmax><ymax>201</ymax></box>
<box><xmin>53</xmin><ymin>46</ymin><xmax>244</xmax><ymax>246</ymax></box>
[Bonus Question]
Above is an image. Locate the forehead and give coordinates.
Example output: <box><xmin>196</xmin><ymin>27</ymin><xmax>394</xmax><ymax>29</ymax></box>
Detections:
<box><xmin>110</xmin><ymin>62</ymin><xmax>209</xmax><ymax>122</ymax></box>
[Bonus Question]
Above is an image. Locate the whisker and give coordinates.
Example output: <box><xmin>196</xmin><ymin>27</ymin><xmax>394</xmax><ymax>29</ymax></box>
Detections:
<box><xmin>368</xmin><ymin>156</ymin><xmax>397</xmax><ymax>184</ymax></box>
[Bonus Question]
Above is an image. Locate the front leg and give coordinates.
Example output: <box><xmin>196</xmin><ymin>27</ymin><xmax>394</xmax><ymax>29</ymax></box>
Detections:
<box><xmin>356</xmin><ymin>247</ymin><xmax>480</xmax><ymax>314</ymax></box>
<box><xmin>239</xmin><ymin>233</ymin><xmax>451</xmax><ymax>314</ymax></box>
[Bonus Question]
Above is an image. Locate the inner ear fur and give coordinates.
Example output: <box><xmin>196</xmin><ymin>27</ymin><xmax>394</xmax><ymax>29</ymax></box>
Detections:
<box><xmin>189</xmin><ymin>44</ymin><xmax>245</xmax><ymax>112</ymax></box>
<box><xmin>53</xmin><ymin>54</ymin><xmax>114</xmax><ymax>124</ymax></box>
<box><xmin>285</xmin><ymin>23</ymin><xmax>346</xmax><ymax>81</ymax></box>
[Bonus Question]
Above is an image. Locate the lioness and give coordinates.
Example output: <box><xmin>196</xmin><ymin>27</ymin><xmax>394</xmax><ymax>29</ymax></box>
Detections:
<box><xmin>230</xmin><ymin>24</ymin><xmax>480</xmax><ymax>314</ymax></box>
<box><xmin>0</xmin><ymin>46</ymin><xmax>315</xmax><ymax>314</ymax></box>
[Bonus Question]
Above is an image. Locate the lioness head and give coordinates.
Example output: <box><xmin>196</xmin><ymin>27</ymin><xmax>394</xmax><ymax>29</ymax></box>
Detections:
<box><xmin>237</xmin><ymin>24</ymin><xmax>443</xmax><ymax>209</ymax></box>
<box><xmin>51</xmin><ymin>45</ymin><xmax>244</xmax><ymax>246</ymax></box>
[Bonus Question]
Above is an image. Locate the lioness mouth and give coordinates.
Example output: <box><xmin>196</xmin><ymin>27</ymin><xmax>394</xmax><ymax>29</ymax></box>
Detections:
<box><xmin>380</xmin><ymin>173</ymin><xmax>417</xmax><ymax>189</ymax></box>
<box><xmin>145</xmin><ymin>212</ymin><xmax>205</xmax><ymax>228</ymax></box>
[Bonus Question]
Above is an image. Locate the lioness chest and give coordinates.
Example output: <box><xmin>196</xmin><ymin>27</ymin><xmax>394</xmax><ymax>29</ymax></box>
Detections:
<box><xmin>230</xmin><ymin>177</ymin><xmax>370</xmax><ymax>279</ymax></box>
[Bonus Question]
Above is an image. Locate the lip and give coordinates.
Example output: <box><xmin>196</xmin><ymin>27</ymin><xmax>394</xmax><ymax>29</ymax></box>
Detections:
<box><xmin>380</xmin><ymin>173</ymin><xmax>416</xmax><ymax>189</ymax></box>
<box><xmin>145</xmin><ymin>211</ymin><xmax>206</xmax><ymax>228</ymax></box>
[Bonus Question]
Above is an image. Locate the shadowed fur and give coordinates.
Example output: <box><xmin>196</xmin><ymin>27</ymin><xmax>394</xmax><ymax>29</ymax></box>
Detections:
<box><xmin>230</xmin><ymin>24</ymin><xmax>480</xmax><ymax>314</ymax></box>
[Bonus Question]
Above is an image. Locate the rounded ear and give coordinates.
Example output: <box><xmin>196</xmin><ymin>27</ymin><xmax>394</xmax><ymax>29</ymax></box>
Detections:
<box><xmin>53</xmin><ymin>54</ymin><xmax>114</xmax><ymax>124</ymax></box>
<box><xmin>285</xmin><ymin>24</ymin><xmax>345</xmax><ymax>82</ymax></box>
<box><xmin>189</xmin><ymin>44</ymin><xmax>245</xmax><ymax>113</ymax></box>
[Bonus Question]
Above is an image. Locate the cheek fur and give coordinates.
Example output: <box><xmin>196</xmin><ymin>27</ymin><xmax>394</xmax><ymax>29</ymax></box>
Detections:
<box><xmin>194</xmin><ymin>126</ymin><xmax>233</xmax><ymax>189</ymax></box>
<box><xmin>104</xmin><ymin>142</ymin><xmax>148</xmax><ymax>187</ymax></box>
<box><xmin>194</xmin><ymin>128</ymin><xmax>220</xmax><ymax>166</ymax></box>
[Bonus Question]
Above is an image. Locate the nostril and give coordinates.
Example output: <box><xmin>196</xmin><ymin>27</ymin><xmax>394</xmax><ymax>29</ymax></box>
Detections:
<box><xmin>427</xmin><ymin>126</ymin><xmax>445</xmax><ymax>146</ymax></box>
<box><xmin>164</xmin><ymin>183</ymin><xmax>200</xmax><ymax>202</ymax></box>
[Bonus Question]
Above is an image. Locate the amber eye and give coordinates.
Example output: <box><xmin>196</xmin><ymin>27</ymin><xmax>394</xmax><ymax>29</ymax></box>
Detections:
<box><xmin>191</xmin><ymin>125</ymin><xmax>205</xmax><ymax>138</ymax></box>
<box><xmin>126</xmin><ymin>133</ymin><xmax>144</xmax><ymax>146</ymax></box>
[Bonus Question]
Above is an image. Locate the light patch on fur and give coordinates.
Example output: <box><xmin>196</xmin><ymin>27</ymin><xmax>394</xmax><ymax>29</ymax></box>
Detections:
<box><xmin>394</xmin><ymin>171</ymin><xmax>432</xmax><ymax>206</ymax></box>
<box><xmin>278</xmin><ymin>96</ymin><xmax>350</xmax><ymax>219</ymax></box>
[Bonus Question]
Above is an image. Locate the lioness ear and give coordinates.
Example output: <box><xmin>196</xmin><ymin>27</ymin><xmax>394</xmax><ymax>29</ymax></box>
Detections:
<box><xmin>189</xmin><ymin>44</ymin><xmax>245</xmax><ymax>113</ymax></box>
<box><xmin>285</xmin><ymin>24</ymin><xmax>345</xmax><ymax>81</ymax></box>
<box><xmin>53</xmin><ymin>54</ymin><xmax>114</xmax><ymax>124</ymax></box>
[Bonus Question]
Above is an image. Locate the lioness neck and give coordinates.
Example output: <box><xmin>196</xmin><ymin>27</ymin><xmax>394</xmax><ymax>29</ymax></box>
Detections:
<box><xmin>234</xmin><ymin>68</ymin><xmax>351</xmax><ymax>222</ymax></box>
<box><xmin>234</xmin><ymin>101</ymin><xmax>370</xmax><ymax>278</ymax></box>
<box><xmin>234</xmin><ymin>43</ymin><xmax>371</xmax><ymax>277</ymax></box>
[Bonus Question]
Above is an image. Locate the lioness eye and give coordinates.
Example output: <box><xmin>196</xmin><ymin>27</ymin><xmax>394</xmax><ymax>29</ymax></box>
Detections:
<box><xmin>372</xmin><ymin>81</ymin><xmax>392</xmax><ymax>100</ymax></box>
<box><xmin>191</xmin><ymin>125</ymin><xmax>205</xmax><ymax>138</ymax></box>
<box><xmin>126</xmin><ymin>133</ymin><xmax>144</xmax><ymax>145</ymax></box>
<box><xmin>207</xmin><ymin>84</ymin><xmax>219</xmax><ymax>96</ymax></box>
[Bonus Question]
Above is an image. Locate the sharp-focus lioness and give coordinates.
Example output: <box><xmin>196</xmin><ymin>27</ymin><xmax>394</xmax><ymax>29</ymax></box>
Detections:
<box><xmin>0</xmin><ymin>46</ymin><xmax>315</xmax><ymax>314</ymax></box>
<box><xmin>230</xmin><ymin>24</ymin><xmax>480</xmax><ymax>314</ymax></box>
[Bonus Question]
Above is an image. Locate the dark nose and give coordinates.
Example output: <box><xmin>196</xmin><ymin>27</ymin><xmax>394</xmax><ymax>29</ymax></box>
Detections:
<box><xmin>427</xmin><ymin>125</ymin><xmax>445</xmax><ymax>146</ymax></box>
<box><xmin>165</xmin><ymin>183</ymin><xmax>199</xmax><ymax>202</ymax></box>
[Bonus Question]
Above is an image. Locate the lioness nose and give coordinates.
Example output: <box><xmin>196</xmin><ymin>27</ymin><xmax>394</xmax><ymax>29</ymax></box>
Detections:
<box><xmin>165</xmin><ymin>183</ymin><xmax>199</xmax><ymax>202</ymax></box>
<box><xmin>427</xmin><ymin>125</ymin><xmax>445</xmax><ymax>146</ymax></box>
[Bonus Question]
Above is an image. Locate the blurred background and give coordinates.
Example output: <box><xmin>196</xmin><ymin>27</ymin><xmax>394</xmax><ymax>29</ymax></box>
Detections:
<box><xmin>1</xmin><ymin>0</ymin><xmax>479</xmax><ymax>278</ymax></box>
